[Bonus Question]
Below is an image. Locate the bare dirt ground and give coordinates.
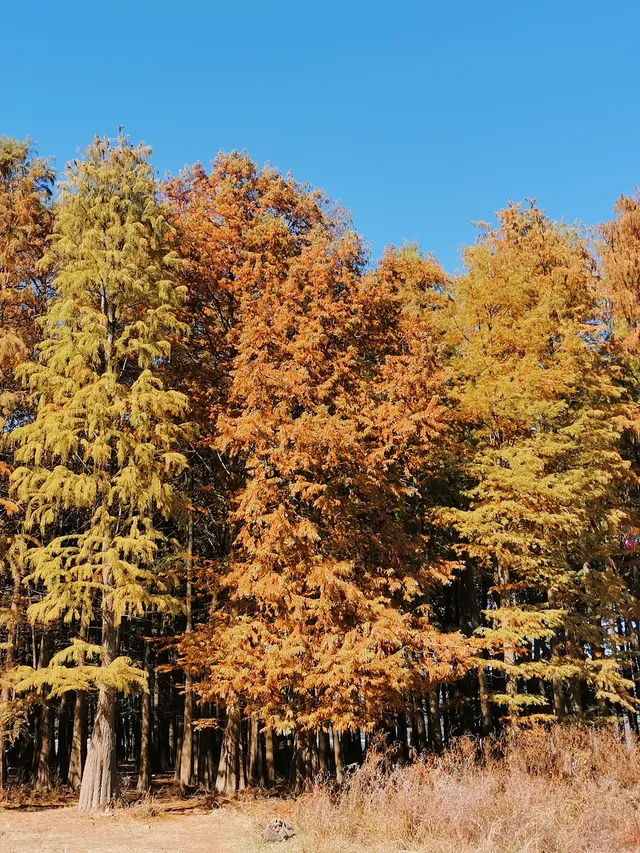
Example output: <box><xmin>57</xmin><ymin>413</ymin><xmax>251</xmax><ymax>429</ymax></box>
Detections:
<box><xmin>0</xmin><ymin>804</ymin><xmax>272</xmax><ymax>853</ymax></box>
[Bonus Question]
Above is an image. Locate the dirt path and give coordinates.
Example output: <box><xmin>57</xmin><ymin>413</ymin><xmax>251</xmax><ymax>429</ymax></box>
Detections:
<box><xmin>0</xmin><ymin>806</ymin><xmax>269</xmax><ymax>853</ymax></box>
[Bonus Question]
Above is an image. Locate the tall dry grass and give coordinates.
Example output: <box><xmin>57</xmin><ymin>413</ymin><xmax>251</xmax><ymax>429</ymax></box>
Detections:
<box><xmin>290</xmin><ymin>725</ymin><xmax>640</xmax><ymax>853</ymax></box>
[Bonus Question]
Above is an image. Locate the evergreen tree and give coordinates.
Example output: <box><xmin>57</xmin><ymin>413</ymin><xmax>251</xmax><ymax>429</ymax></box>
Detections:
<box><xmin>445</xmin><ymin>203</ymin><xmax>635</xmax><ymax>721</ymax></box>
<box><xmin>177</xmin><ymin>191</ymin><xmax>469</xmax><ymax>789</ymax></box>
<box><xmin>0</xmin><ymin>137</ymin><xmax>54</xmax><ymax>792</ymax></box>
<box><xmin>10</xmin><ymin>135</ymin><xmax>190</xmax><ymax>808</ymax></box>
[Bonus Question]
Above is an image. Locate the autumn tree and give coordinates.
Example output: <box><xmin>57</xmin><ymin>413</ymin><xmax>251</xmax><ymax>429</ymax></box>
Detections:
<box><xmin>0</xmin><ymin>137</ymin><xmax>54</xmax><ymax>793</ymax></box>
<box><xmin>10</xmin><ymin>135</ymin><xmax>190</xmax><ymax>809</ymax></box>
<box><xmin>174</xmin><ymin>161</ymin><xmax>470</xmax><ymax>791</ymax></box>
<box><xmin>445</xmin><ymin>203</ymin><xmax>636</xmax><ymax>723</ymax></box>
<box><xmin>166</xmin><ymin>153</ymin><xmax>347</xmax><ymax>791</ymax></box>
<box><xmin>599</xmin><ymin>194</ymin><xmax>640</xmax><ymax>717</ymax></box>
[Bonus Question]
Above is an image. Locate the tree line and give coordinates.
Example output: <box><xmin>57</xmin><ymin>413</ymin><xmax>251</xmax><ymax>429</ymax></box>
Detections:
<box><xmin>1</xmin><ymin>133</ymin><xmax>640</xmax><ymax>808</ymax></box>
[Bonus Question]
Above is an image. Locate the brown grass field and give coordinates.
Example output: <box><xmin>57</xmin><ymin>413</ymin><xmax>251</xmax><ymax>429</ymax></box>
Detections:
<box><xmin>2</xmin><ymin>725</ymin><xmax>640</xmax><ymax>853</ymax></box>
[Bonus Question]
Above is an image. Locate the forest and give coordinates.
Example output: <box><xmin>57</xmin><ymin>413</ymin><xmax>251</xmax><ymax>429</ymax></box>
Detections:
<box><xmin>1</xmin><ymin>131</ymin><xmax>640</xmax><ymax>815</ymax></box>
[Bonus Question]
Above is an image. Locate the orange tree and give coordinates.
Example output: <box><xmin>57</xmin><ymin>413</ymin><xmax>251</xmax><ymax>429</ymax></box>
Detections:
<box><xmin>169</xmin><ymin>157</ymin><xmax>470</xmax><ymax>788</ymax></box>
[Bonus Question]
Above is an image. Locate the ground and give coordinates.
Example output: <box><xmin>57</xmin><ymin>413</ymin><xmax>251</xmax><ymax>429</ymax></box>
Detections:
<box><xmin>0</xmin><ymin>805</ymin><xmax>267</xmax><ymax>853</ymax></box>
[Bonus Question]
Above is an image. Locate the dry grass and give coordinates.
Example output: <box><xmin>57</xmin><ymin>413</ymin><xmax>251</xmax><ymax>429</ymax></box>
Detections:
<box><xmin>288</xmin><ymin>725</ymin><xmax>640</xmax><ymax>853</ymax></box>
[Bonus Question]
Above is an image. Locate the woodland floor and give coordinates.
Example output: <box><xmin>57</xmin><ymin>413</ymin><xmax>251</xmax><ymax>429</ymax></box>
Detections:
<box><xmin>0</xmin><ymin>806</ymin><xmax>261</xmax><ymax>853</ymax></box>
<box><xmin>0</xmin><ymin>775</ymin><xmax>309</xmax><ymax>853</ymax></box>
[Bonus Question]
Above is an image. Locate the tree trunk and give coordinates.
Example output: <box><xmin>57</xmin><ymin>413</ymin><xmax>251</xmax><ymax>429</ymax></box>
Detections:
<box><xmin>179</xmin><ymin>504</ymin><xmax>195</xmax><ymax>789</ymax></box>
<box><xmin>68</xmin><ymin>689</ymin><xmax>87</xmax><ymax>791</ymax></box>
<box><xmin>412</xmin><ymin>695</ymin><xmax>427</xmax><ymax>752</ymax></box>
<box><xmin>78</xmin><ymin>593</ymin><xmax>118</xmax><ymax>811</ymax></box>
<box><xmin>0</xmin><ymin>566</ymin><xmax>20</xmax><ymax>796</ymax></box>
<box><xmin>427</xmin><ymin>685</ymin><xmax>443</xmax><ymax>753</ymax></box>
<box><xmin>247</xmin><ymin>715</ymin><xmax>261</xmax><ymax>786</ymax></box>
<box><xmin>318</xmin><ymin>729</ymin><xmax>329</xmax><ymax>775</ymax></box>
<box><xmin>292</xmin><ymin>730</ymin><xmax>311</xmax><ymax>795</ymax></box>
<box><xmin>397</xmin><ymin>713</ymin><xmax>409</xmax><ymax>761</ymax></box>
<box><xmin>138</xmin><ymin>641</ymin><xmax>152</xmax><ymax>791</ymax></box>
<box><xmin>69</xmin><ymin>602</ymin><xmax>90</xmax><ymax>791</ymax></box>
<box><xmin>332</xmin><ymin>727</ymin><xmax>344</xmax><ymax>785</ymax></box>
<box><xmin>57</xmin><ymin>693</ymin><xmax>70</xmax><ymax>784</ymax></box>
<box><xmin>35</xmin><ymin>634</ymin><xmax>51</xmax><ymax>789</ymax></box>
<box><xmin>36</xmin><ymin>701</ymin><xmax>51</xmax><ymax>789</ymax></box>
<box><xmin>478</xmin><ymin>667</ymin><xmax>493</xmax><ymax>735</ymax></box>
<box><xmin>215</xmin><ymin>700</ymin><xmax>241</xmax><ymax>795</ymax></box>
<box><xmin>549</xmin><ymin>590</ymin><xmax>566</xmax><ymax>719</ymax></box>
<box><xmin>264</xmin><ymin>726</ymin><xmax>274</xmax><ymax>786</ymax></box>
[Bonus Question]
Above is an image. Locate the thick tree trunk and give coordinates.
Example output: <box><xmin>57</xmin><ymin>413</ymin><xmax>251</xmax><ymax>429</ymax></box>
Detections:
<box><xmin>68</xmin><ymin>689</ymin><xmax>87</xmax><ymax>791</ymax></box>
<box><xmin>69</xmin><ymin>597</ymin><xmax>90</xmax><ymax>791</ymax></box>
<box><xmin>332</xmin><ymin>726</ymin><xmax>344</xmax><ymax>785</ymax></box>
<box><xmin>197</xmin><ymin>719</ymin><xmax>216</xmax><ymax>788</ymax></box>
<box><xmin>264</xmin><ymin>726</ymin><xmax>274</xmax><ymax>786</ymax></box>
<box><xmin>78</xmin><ymin>597</ymin><xmax>118</xmax><ymax>811</ymax></box>
<box><xmin>569</xmin><ymin>676</ymin><xmax>583</xmax><ymax>715</ymax></box>
<box><xmin>318</xmin><ymin>729</ymin><xmax>329</xmax><ymax>775</ymax></box>
<box><xmin>215</xmin><ymin>700</ymin><xmax>241</xmax><ymax>795</ymax></box>
<box><xmin>292</xmin><ymin>730</ymin><xmax>312</xmax><ymax>795</ymax></box>
<box><xmin>247</xmin><ymin>715</ymin><xmax>261</xmax><ymax>786</ymax></box>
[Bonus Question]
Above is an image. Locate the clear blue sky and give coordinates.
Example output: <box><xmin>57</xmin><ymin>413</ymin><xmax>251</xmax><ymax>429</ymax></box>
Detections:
<box><xmin>2</xmin><ymin>0</ymin><xmax>639</xmax><ymax>272</ymax></box>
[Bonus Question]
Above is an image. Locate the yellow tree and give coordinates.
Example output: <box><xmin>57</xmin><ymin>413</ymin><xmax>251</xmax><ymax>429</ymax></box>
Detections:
<box><xmin>446</xmin><ymin>203</ymin><xmax>635</xmax><ymax>721</ymax></box>
<box><xmin>11</xmin><ymin>135</ymin><xmax>190</xmax><ymax>809</ymax></box>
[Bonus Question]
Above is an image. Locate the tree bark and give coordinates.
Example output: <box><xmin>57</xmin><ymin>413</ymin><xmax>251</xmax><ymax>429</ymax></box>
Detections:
<box><xmin>332</xmin><ymin>726</ymin><xmax>344</xmax><ymax>785</ymax></box>
<box><xmin>78</xmin><ymin>585</ymin><xmax>118</xmax><ymax>811</ymax></box>
<box><xmin>318</xmin><ymin>729</ymin><xmax>329</xmax><ymax>776</ymax></box>
<box><xmin>264</xmin><ymin>726</ymin><xmax>274</xmax><ymax>786</ymax></box>
<box><xmin>247</xmin><ymin>715</ymin><xmax>261</xmax><ymax>786</ymax></box>
<box><xmin>215</xmin><ymin>700</ymin><xmax>241</xmax><ymax>795</ymax></box>
<box><xmin>36</xmin><ymin>701</ymin><xmax>52</xmax><ymax>789</ymax></box>
<box><xmin>179</xmin><ymin>505</ymin><xmax>194</xmax><ymax>789</ymax></box>
<box><xmin>412</xmin><ymin>695</ymin><xmax>427</xmax><ymax>752</ymax></box>
<box><xmin>0</xmin><ymin>565</ymin><xmax>20</xmax><ymax>795</ymax></box>
<box><xmin>292</xmin><ymin>729</ymin><xmax>311</xmax><ymax>795</ymax></box>
<box><xmin>57</xmin><ymin>692</ymin><xmax>70</xmax><ymax>784</ymax></box>
<box><xmin>137</xmin><ymin>641</ymin><xmax>152</xmax><ymax>792</ymax></box>
<box><xmin>68</xmin><ymin>688</ymin><xmax>87</xmax><ymax>791</ymax></box>
<box><xmin>427</xmin><ymin>685</ymin><xmax>443</xmax><ymax>753</ymax></box>
<box><xmin>35</xmin><ymin>634</ymin><xmax>51</xmax><ymax>789</ymax></box>
<box><xmin>478</xmin><ymin>667</ymin><xmax>493</xmax><ymax>735</ymax></box>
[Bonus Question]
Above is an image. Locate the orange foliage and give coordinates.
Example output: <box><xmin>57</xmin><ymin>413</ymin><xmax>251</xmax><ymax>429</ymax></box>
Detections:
<box><xmin>169</xmin><ymin>157</ymin><xmax>470</xmax><ymax>732</ymax></box>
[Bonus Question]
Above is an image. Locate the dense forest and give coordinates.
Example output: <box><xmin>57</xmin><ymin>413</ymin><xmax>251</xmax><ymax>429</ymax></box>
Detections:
<box><xmin>1</xmin><ymin>132</ymin><xmax>640</xmax><ymax>811</ymax></box>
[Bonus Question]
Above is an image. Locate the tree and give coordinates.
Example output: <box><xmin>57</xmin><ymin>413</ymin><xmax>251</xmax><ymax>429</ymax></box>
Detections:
<box><xmin>166</xmin><ymin>152</ymin><xmax>354</xmax><ymax>792</ymax></box>
<box><xmin>0</xmin><ymin>137</ymin><xmax>54</xmax><ymax>794</ymax></box>
<box><xmin>177</xmin><ymin>178</ymin><xmax>470</xmax><ymax>789</ymax></box>
<box><xmin>11</xmin><ymin>135</ymin><xmax>190</xmax><ymax>809</ymax></box>
<box><xmin>598</xmin><ymin>193</ymin><xmax>640</xmax><ymax>721</ymax></box>
<box><xmin>445</xmin><ymin>203</ymin><xmax>635</xmax><ymax>722</ymax></box>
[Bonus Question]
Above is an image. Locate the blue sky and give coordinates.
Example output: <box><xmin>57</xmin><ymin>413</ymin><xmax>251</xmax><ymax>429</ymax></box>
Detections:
<box><xmin>2</xmin><ymin>0</ymin><xmax>639</xmax><ymax>272</ymax></box>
